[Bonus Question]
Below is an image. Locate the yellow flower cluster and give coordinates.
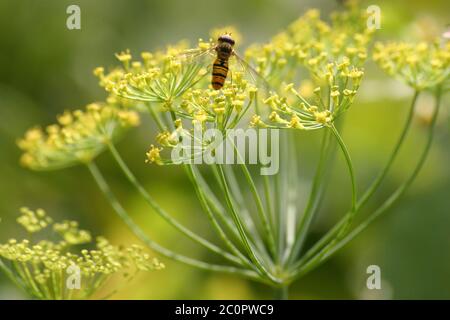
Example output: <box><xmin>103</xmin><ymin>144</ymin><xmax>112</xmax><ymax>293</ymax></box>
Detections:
<box><xmin>244</xmin><ymin>5</ymin><xmax>373</xmax><ymax>87</ymax></box>
<box><xmin>16</xmin><ymin>207</ymin><xmax>53</xmax><ymax>233</ymax></box>
<box><xmin>145</xmin><ymin>145</ymin><xmax>163</xmax><ymax>165</ymax></box>
<box><xmin>53</xmin><ymin>220</ymin><xmax>92</xmax><ymax>245</ymax></box>
<box><xmin>254</xmin><ymin>60</ymin><xmax>364</xmax><ymax>130</ymax></box>
<box><xmin>180</xmin><ymin>73</ymin><xmax>257</xmax><ymax>126</ymax></box>
<box><xmin>145</xmin><ymin>76</ymin><xmax>258</xmax><ymax>165</ymax></box>
<box><xmin>17</xmin><ymin>102</ymin><xmax>140</xmax><ymax>170</ymax></box>
<box><xmin>94</xmin><ymin>42</ymin><xmax>211</xmax><ymax>107</ymax></box>
<box><xmin>0</xmin><ymin>208</ymin><xmax>164</xmax><ymax>300</ymax></box>
<box><xmin>373</xmin><ymin>40</ymin><xmax>450</xmax><ymax>90</ymax></box>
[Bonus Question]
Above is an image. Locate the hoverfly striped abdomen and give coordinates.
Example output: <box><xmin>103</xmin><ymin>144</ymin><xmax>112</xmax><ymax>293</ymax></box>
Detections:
<box><xmin>211</xmin><ymin>34</ymin><xmax>235</xmax><ymax>90</ymax></box>
<box><xmin>212</xmin><ymin>58</ymin><xmax>229</xmax><ymax>90</ymax></box>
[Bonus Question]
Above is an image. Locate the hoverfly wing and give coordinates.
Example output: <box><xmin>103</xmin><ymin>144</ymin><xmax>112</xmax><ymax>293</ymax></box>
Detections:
<box><xmin>177</xmin><ymin>46</ymin><xmax>216</xmax><ymax>69</ymax></box>
<box><xmin>232</xmin><ymin>50</ymin><xmax>273</xmax><ymax>93</ymax></box>
<box><xmin>174</xmin><ymin>46</ymin><xmax>216</xmax><ymax>88</ymax></box>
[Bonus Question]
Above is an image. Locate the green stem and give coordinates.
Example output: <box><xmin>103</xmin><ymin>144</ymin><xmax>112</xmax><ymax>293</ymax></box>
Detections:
<box><xmin>290</xmin><ymin>87</ymin><xmax>441</xmax><ymax>281</ymax></box>
<box><xmin>321</xmin><ymin>88</ymin><xmax>441</xmax><ymax>264</ymax></box>
<box><xmin>273</xmin><ymin>164</ymin><xmax>281</xmax><ymax>256</ymax></box>
<box><xmin>263</xmin><ymin>175</ymin><xmax>276</xmax><ymax>251</ymax></box>
<box><xmin>291</xmin><ymin>91</ymin><xmax>420</xmax><ymax>270</ymax></box>
<box><xmin>193</xmin><ymin>166</ymin><xmax>244</xmax><ymax>242</ymax></box>
<box><xmin>275</xmin><ymin>132</ymin><xmax>288</xmax><ymax>263</ymax></box>
<box><xmin>254</xmin><ymin>93</ymin><xmax>278</xmax><ymax>261</ymax></box>
<box><xmin>329</xmin><ymin>124</ymin><xmax>357</xmax><ymax>212</ymax></box>
<box><xmin>146</xmin><ymin>102</ymin><xmax>166</xmax><ymax>130</ymax></box>
<box><xmin>14</xmin><ymin>262</ymin><xmax>43</xmax><ymax>299</ymax></box>
<box><xmin>357</xmin><ymin>90</ymin><xmax>420</xmax><ymax>208</ymax></box>
<box><xmin>274</xmin><ymin>285</ymin><xmax>289</xmax><ymax>300</ymax></box>
<box><xmin>288</xmin><ymin>125</ymin><xmax>357</xmax><ymax>276</ymax></box>
<box><xmin>286</xmin><ymin>129</ymin><xmax>330</xmax><ymax>265</ymax></box>
<box><xmin>237</xmin><ymin>159</ymin><xmax>276</xmax><ymax>259</ymax></box>
<box><xmin>107</xmin><ymin>142</ymin><xmax>243</xmax><ymax>266</ymax></box>
<box><xmin>220</xmin><ymin>165</ymin><xmax>259</xmax><ymax>240</ymax></box>
<box><xmin>216</xmin><ymin>164</ymin><xmax>279</xmax><ymax>283</ymax></box>
<box><xmin>85</xmin><ymin>161</ymin><xmax>264</xmax><ymax>282</ymax></box>
<box><xmin>328</xmin><ymin>124</ymin><xmax>357</xmax><ymax>236</ymax></box>
<box><xmin>0</xmin><ymin>259</ymin><xmax>28</xmax><ymax>296</ymax></box>
<box><xmin>184</xmin><ymin>164</ymin><xmax>252</xmax><ymax>268</ymax></box>
<box><xmin>211</xmin><ymin>165</ymin><xmax>273</xmax><ymax>265</ymax></box>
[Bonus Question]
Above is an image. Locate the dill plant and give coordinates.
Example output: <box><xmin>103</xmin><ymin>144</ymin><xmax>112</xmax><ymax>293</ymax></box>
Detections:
<box><xmin>0</xmin><ymin>208</ymin><xmax>164</xmax><ymax>299</ymax></box>
<box><xmin>12</xmin><ymin>2</ymin><xmax>449</xmax><ymax>299</ymax></box>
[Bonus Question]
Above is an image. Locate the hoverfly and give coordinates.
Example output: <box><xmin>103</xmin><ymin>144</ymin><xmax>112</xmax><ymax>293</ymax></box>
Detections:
<box><xmin>179</xmin><ymin>33</ymin><xmax>269</xmax><ymax>91</ymax></box>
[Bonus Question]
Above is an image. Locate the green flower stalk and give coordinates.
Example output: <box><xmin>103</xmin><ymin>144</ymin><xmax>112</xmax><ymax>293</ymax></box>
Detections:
<box><xmin>0</xmin><ymin>208</ymin><xmax>163</xmax><ymax>300</ymax></box>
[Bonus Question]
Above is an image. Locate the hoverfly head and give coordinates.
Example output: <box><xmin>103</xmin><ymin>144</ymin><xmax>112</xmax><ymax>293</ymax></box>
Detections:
<box><xmin>218</xmin><ymin>33</ymin><xmax>235</xmax><ymax>47</ymax></box>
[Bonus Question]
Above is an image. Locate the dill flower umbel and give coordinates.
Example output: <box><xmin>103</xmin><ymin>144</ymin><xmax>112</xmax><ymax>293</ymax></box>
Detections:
<box><xmin>244</xmin><ymin>4</ymin><xmax>373</xmax><ymax>86</ymax></box>
<box><xmin>95</xmin><ymin>43</ymin><xmax>210</xmax><ymax>107</ymax></box>
<box><xmin>0</xmin><ymin>208</ymin><xmax>164</xmax><ymax>300</ymax></box>
<box><xmin>145</xmin><ymin>76</ymin><xmax>258</xmax><ymax>164</ymax></box>
<box><xmin>254</xmin><ymin>59</ymin><xmax>363</xmax><ymax>130</ymax></box>
<box><xmin>16</xmin><ymin>207</ymin><xmax>53</xmax><ymax>233</ymax></box>
<box><xmin>17</xmin><ymin>102</ymin><xmax>140</xmax><ymax>170</ymax></box>
<box><xmin>373</xmin><ymin>40</ymin><xmax>450</xmax><ymax>90</ymax></box>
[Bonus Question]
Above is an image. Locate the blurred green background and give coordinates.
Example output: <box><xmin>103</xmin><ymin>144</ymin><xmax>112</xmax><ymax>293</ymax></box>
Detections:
<box><xmin>0</xmin><ymin>0</ymin><xmax>449</xmax><ymax>299</ymax></box>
